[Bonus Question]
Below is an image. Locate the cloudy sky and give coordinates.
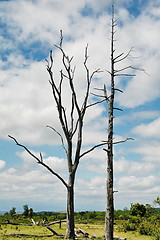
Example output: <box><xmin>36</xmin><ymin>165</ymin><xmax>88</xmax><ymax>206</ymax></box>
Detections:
<box><xmin>0</xmin><ymin>0</ymin><xmax>160</xmax><ymax>213</ymax></box>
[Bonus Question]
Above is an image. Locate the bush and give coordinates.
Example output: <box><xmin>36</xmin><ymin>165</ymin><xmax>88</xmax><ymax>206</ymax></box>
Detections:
<box><xmin>125</xmin><ymin>222</ymin><xmax>137</xmax><ymax>231</ymax></box>
<box><xmin>138</xmin><ymin>222</ymin><xmax>152</xmax><ymax>235</ymax></box>
<box><xmin>116</xmin><ymin>221</ymin><xmax>137</xmax><ymax>232</ymax></box>
<box><xmin>128</xmin><ymin>216</ymin><xmax>141</xmax><ymax>223</ymax></box>
<box><xmin>130</xmin><ymin>203</ymin><xmax>146</xmax><ymax>217</ymax></box>
<box><xmin>114</xmin><ymin>209</ymin><xmax>130</xmax><ymax>220</ymax></box>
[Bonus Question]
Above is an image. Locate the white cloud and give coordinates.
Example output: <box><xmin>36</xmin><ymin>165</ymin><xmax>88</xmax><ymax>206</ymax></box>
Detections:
<box><xmin>114</xmin><ymin>157</ymin><xmax>155</xmax><ymax>175</ymax></box>
<box><xmin>117</xmin><ymin>175</ymin><xmax>159</xmax><ymax>190</ymax></box>
<box><xmin>115</xmin><ymin>2</ymin><xmax>160</xmax><ymax>108</ymax></box>
<box><xmin>133</xmin><ymin>141</ymin><xmax>160</xmax><ymax>162</ymax></box>
<box><xmin>0</xmin><ymin>160</ymin><xmax>5</xmax><ymax>169</ymax></box>
<box><xmin>16</xmin><ymin>150</ymin><xmax>67</xmax><ymax>177</ymax></box>
<box><xmin>44</xmin><ymin>156</ymin><xmax>67</xmax><ymax>172</ymax></box>
<box><xmin>117</xmin><ymin>57</ymin><xmax>160</xmax><ymax>107</ymax></box>
<box><xmin>115</xmin><ymin>111</ymin><xmax>160</xmax><ymax>126</ymax></box>
<box><xmin>76</xmin><ymin>177</ymin><xmax>105</xmax><ymax>200</ymax></box>
<box><xmin>132</xmin><ymin>117</ymin><xmax>160</xmax><ymax>138</ymax></box>
<box><xmin>0</xmin><ymin>164</ymin><xmax>66</xmax><ymax>204</ymax></box>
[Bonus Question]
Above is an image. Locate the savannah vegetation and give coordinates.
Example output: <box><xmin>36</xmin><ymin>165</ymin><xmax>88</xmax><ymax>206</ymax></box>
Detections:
<box><xmin>0</xmin><ymin>202</ymin><xmax>159</xmax><ymax>240</ymax></box>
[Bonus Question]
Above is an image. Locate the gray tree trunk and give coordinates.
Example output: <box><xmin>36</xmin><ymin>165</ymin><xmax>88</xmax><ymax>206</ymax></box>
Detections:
<box><xmin>105</xmin><ymin>78</ymin><xmax>114</xmax><ymax>240</ymax></box>
<box><xmin>105</xmin><ymin>2</ymin><xmax>115</xmax><ymax>239</ymax></box>
<box><xmin>66</xmin><ymin>174</ymin><xmax>75</xmax><ymax>239</ymax></box>
<box><xmin>104</xmin><ymin>1</ymin><xmax>136</xmax><ymax>238</ymax></box>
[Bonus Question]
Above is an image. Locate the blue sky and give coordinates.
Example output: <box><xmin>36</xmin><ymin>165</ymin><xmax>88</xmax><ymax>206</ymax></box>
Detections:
<box><xmin>0</xmin><ymin>0</ymin><xmax>160</xmax><ymax>213</ymax></box>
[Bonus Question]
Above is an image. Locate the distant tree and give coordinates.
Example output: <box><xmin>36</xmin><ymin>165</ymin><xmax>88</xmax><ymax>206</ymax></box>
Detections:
<box><xmin>23</xmin><ymin>204</ymin><xmax>29</xmax><ymax>217</ymax></box>
<box><xmin>145</xmin><ymin>204</ymin><xmax>156</xmax><ymax>217</ymax></box>
<box><xmin>9</xmin><ymin>207</ymin><xmax>16</xmax><ymax>216</ymax></box>
<box><xmin>4</xmin><ymin>212</ymin><xmax>9</xmax><ymax>216</ymax></box>
<box><xmin>154</xmin><ymin>196</ymin><xmax>160</xmax><ymax>206</ymax></box>
<box><xmin>28</xmin><ymin>208</ymin><xmax>34</xmax><ymax>218</ymax></box>
<box><xmin>130</xmin><ymin>203</ymin><xmax>146</xmax><ymax>217</ymax></box>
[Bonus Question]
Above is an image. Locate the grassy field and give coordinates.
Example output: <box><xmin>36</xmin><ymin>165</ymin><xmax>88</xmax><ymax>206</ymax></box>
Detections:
<box><xmin>0</xmin><ymin>222</ymin><xmax>154</xmax><ymax>240</ymax></box>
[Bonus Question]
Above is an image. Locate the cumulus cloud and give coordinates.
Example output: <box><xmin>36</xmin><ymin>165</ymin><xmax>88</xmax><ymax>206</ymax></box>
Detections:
<box><xmin>115</xmin><ymin>111</ymin><xmax>160</xmax><ymax>126</ymax></box>
<box><xmin>114</xmin><ymin>157</ymin><xmax>155</xmax><ymax>175</ymax></box>
<box><xmin>117</xmin><ymin>175</ymin><xmax>159</xmax><ymax>190</ymax></box>
<box><xmin>132</xmin><ymin>117</ymin><xmax>160</xmax><ymax>138</ymax></box>
<box><xmin>133</xmin><ymin>141</ymin><xmax>160</xmax><ymax>162</ymax></box>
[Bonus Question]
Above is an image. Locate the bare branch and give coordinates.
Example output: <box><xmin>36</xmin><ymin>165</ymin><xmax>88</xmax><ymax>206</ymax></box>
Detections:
<box><xmin>94</xmin><ymin>87</ymin><xmax>104</xmax><ymax>91</ymax></box>
<box><xmin>114</xmin><ymin>65</ymin><xmax>135</xmax><ymax>73</ymax></box>
<box><xmin>113</xmin><ymin>107</ymin><xmax>123</xmax><ymax>111</ymax></box>
<box><xmin>71</xmin><ymin>118</ymin><xmax>79</xmax><ymax>137</ymax></box>
<box><xmin>114</xmin><ymin>47</ymin><xmax>133</xmax><ymax>63</ymax></box>
<box><xmin>40</xmin><ymin>152</ymin><xmax>43</xmax><ymax>163</ymax></box>
<box><xmin>70</xmin><ymin>93</ymin><xmax>75</xmax><ymax>134</ymax></box>
<box><xmin>8</xmin><ymin>135</ymin><xmax>40</xmax><ymax>162</ymax></box>
<box><xmin>91</xmin><ymin>92</ymin><xmax>105</xmax><ymax>98</ymax></box>
<box><xmin>8</xmin><ymin>135</ymin><xmax>68</xmax><ymax>188</ymax></box>
<box><xmin>106</xmin><ymin>70</ymin><xmax>112</xmax><ymax>76</ymax></box>
<box><xmin>47</xmin><ymin>125</ymin><xmax>68</xmax><ymax>155</ymax></box>
<box><xmin>113</xmin><ymin>137</ymin><xmax>134</xmax><ymax>144</ymax></box>
<box><xmin>86</xmin><ymin>99</ymin><xmax>106</xmax><ymax>108</ymax></box>
<box><xmin>60</xmin><ymin>30</ymin><xmax>63</xmax><ymax>48</ymax></box>
<box><xmin>79</xmin><ymin>142</ymin><xmax>108</xmax><ymax>159</ymax></box>
<box><xmin>103</xmin><ymin>84</ymin><xmax>108</xmax><ymax>101</ymax></box>
<box><xmin>114</xmin><ymin>88</ymin><xmax>123</xmax><ymax>93</ymax></box>
<box><xmin>102</xmin><ymin>137</ymin><xmax>134</xmax><ymax>145</ymax></box>
<box><xmin>115</xmin><ymin>73</ymin><xmax>136</xmax><ymax>77</ymax></box>
<box><xmin>113</xmin><ymin>52</ymin><xmax>124</xmax><ymax>61</ymax></box>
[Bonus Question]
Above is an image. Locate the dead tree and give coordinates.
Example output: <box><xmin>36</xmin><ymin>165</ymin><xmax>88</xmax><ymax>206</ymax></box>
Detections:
<box><xmin>9</xmin><ymin>32</ymin><xmax>107</xmax><ymax>239</ymax></box>
<box><xmin>102</xmin><ymin>1</ymin><xmax>143</xmax><ymax>239</ymax></box>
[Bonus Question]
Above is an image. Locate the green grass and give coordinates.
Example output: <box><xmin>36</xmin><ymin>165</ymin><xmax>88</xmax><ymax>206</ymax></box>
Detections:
<box><xmin>0</xmin><ymin>222</ymin><xmax>154</xmax><ymax>240</ymax></box>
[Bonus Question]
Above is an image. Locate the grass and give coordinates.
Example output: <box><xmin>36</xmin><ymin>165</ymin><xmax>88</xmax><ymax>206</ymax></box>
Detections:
<box><xmin>0</xmin><ymin>222</ymin><xmax>154</xmax><ymax>240</ymax></box>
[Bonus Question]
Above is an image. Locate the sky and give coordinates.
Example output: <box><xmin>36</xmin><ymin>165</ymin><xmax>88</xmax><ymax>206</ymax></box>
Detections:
<box><xmin>0</xmin><ymin>0</ymin><xmax>160</xmax><ymax>213</ymax></box>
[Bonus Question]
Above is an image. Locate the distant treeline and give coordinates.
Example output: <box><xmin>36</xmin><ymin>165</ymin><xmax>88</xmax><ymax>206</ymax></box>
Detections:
<box><xmin>1</xmin><ymin>204</ymin><xmax>160</xmax><ymax>222</ymax></box>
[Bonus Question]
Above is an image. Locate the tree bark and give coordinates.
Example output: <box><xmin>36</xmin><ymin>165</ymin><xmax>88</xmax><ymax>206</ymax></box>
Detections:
<box><xmin>105</xmin><ymin>96</ymin><xmax>114</xmax><ymax>240</ymax></box>
<box><xmin>66</xmin><ymin>173</ymin><xmax>75</xmax><ymax>239</ymax></box>
<box><xmin>105</xmin><ymin>144</ymin><xmax>114</xmax><ymax>240</ymax></box>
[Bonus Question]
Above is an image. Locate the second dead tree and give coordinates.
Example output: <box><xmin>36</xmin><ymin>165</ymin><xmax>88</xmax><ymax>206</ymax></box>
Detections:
<box><xmin>101</xmin><ymin>2</ymin><xmax>143</xmax><ymax>240</ymax></box>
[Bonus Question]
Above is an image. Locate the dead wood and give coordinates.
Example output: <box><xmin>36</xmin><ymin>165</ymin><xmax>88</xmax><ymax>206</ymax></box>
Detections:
<box><xmin>44</xmin><ymin>219</ymin><xmax>67</xmax><ymax>227</ymax></box>
<box><xmin>114</xmin><ymin>236</ymin><xmax>126</xmax><ymax>240</ymax></box>
<box><xmin>1</xmin><ymin>220</ymin><xmax>32</xmax><ymax>226</ymax></box>
<box><xmin>45</xmin><ymin>226</ymin><xmax>64</xmax><ymax>236</ymax></box>
<box><xmin>2</xmin><ymin>219</ymin><xmax>65</xmax><ymax>238</ymax></box>
<box><xmin>75</xmin><ymin>228</ymin><xmax>89</xmax><ymax>238</ymax></box>
<box><xmin>4</xmin><ymin>233</ymin><xmax>56</xmax><ymax>237</ymax></box>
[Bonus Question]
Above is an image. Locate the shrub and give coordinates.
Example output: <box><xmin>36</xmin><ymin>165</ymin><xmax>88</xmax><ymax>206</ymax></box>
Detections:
<box><xmin>130</xmin><ymin>203</ymin><xmax>146</xmax><ymax>217</ymax></box>
<box><xmin>128</xmin><ymin>216</ymin><xmax>141</xmax><ymax>223</ymax></box>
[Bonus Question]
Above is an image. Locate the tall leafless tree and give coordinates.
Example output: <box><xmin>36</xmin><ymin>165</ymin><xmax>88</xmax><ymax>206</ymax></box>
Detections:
<box><xmin>102</xmin><ymin>1</ymin><xmax>143</xmax><ymax>239</ymax></box>
<box><xmin>9</xmin><ymin>32</ymin><xmax>106</xmax><ymax>239</ymax></box>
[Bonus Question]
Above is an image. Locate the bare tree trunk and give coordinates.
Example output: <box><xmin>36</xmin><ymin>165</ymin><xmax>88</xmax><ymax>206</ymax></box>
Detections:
<box><xmin>105</xmin><ymin>2</ymin><xmax>115</xmax><ymax>240</ymax></box>
<box><xmin>66</xmin><ymin>174</ymin><xmax>75</xmax><ymax>239</ymax></box>
<box><xmin>105</xmin><ymin>77</ymin><xmax>114</xmax><ymax>240</ymax></box>
<box><xmin>105</xmin><ymin>143</ymin><xmax>114</xmax><ymax>240</ymax></box>
<box><xmin>104</xmin><ymin>1</ymin><xmax>137</xmax><ymax>238</ymax></box>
